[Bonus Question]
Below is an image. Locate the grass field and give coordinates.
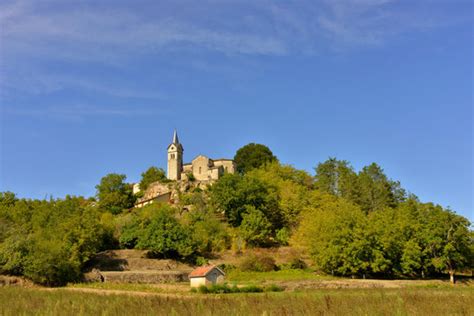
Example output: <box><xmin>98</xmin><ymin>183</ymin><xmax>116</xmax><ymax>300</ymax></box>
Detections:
<box><xmin>226</xmin><ymin>269</ymin><xmax>333</xmax><ymax>283</ymax></box>
<box><xmin>0</xmin><ymin>286</ymin><xmax>472</xmax><ymax>316</ymax></box>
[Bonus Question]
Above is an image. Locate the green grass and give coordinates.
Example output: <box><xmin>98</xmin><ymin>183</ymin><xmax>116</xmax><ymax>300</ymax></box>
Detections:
<box><xmin>226</xmin><ymin>268</ymin><xmax>333</xmax><ymax>283</ymax></box>
<box><xmin>69</xmin><ymin>282</ymin><xmax>166</xmax><ymax>293</ymax></box>
<box><xmin>2</xmin><ymin>286</ymin><xmax>472</xmax><ymax>316</ymax></box>
<box><xmin>191</xmin><ymin>283</ymin><xmax>284</xmax><ymax>294</ymax></box>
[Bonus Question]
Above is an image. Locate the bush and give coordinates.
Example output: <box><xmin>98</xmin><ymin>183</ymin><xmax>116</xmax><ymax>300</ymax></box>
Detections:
<box><xmin>240</xmin><ymin>255</ymin><xmax>277</xmax><ymax>272</ymax></box>
<box><xmin>275</xmin><ymin>227</ymin><xmax>290</xmax><ymax>246</ymax></box>
<box><xmin>195</xmin><ymin>256</ymin><xmax>209</xmax><ymax>266</ymax></box>
<box><xmin>186</xmin><ymin>172</ymin><xmax>196</xmax><ymax>182</ymax></box>
<box><xmin>196</xmin><ymin>284</ymin><xmax>239</xmax><ymax>294</ymax></box>
<box><xmin>217</xmin><ymin>263</ymin><xmax>236</xmax><ymax>273</ymax></box>
<box><xmin>279</xmin><ymin>256</ymin><xmax>307</xmax><ymax>270</ymax></box>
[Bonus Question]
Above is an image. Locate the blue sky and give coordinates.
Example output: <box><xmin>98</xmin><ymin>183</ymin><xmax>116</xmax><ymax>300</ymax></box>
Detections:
<box><xmin>0</xmin><ymin>0</ymin><xmax>472</xmax><ymax>221</ymax></box>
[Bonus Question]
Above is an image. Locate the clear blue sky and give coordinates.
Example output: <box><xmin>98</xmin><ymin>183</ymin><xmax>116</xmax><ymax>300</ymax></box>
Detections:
<box><xmin>0</xmin><ymin>1</ymin><xmax>472</xmax><ymax>221</ymax></box>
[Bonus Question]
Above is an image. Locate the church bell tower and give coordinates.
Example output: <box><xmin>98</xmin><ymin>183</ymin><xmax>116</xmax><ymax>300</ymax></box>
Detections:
<box><xmin>167</xmin><ymin>130</ymin><xmax>183</xmax><ymax>180</ymax></box>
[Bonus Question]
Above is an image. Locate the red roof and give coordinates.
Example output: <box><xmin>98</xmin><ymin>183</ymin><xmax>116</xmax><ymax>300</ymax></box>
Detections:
<box><xmin>189</xmin><ymin>265</ymin><xmax>225</xmax><ymax>278</ymax></box>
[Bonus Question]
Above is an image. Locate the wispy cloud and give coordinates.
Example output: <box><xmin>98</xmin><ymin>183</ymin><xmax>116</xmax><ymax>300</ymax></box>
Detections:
<box><xmin>0</xmin><ymin>0</ymin><xmax>468</xmax><ymax>101</ymax></box>
<box><xmin>1</xmin><ymin>1</ymin><xmax>287</xmax><ymax>61</ymax></box>
<box><xmin>2</xmin><ymin>0</ymin><xmax>458</xmax><ymax>61</ymax></box>
<box><xmin>3</xmin><ymin>103</ymin><xmax>163</xmax><ymax>121</ymax></box>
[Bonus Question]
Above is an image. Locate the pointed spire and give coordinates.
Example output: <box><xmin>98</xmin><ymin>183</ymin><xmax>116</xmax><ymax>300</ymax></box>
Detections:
<box><xmin>172</xmin><ymin>129</ymin><xmax>179</xmax><ymax>144</ymax></box>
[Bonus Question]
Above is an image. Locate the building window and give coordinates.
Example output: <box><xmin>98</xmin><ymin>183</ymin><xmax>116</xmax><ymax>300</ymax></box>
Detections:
<box><xmin>171</xmin><ymin>154</ymin><xmax>175</xmax><ymax>159</ymax></box>
<box><xmin>199</xmin><ymin>167</ymin><xmax>202</xmax><ymax>174</ymax></box>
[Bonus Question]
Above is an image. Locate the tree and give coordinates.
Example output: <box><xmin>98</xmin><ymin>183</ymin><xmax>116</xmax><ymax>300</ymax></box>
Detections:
<box><xmin>247</xmin><ymin>162</ymin><xmax>314</xmax><ymax>228</ymax></box>
<box><xmin>314</xmin><ymin>158</ymin><xmax>358</xmax><ymax>201</ymax></box>
<box><xmin>234</xmin><ymin>143</ymin><xmax>277</xmax><ymax>174</ymax></box>
<box><xmin>239</xmin><ymin>206</ymin><xmax>272</xmax><ymax>247</ymax></box>
<box><xmin>96</xmin><ymin>173</ymin><xmax>135</xmax><ymax>214</ymax></box>
<box><xmin>426</xmin><ymin>209</ymin><xmax>472</xmax><ymax>284</ymax></box>
<box><xmin>0</xmin><ymin>192</ymin><xmax>17</xmax><ymax>208</ymax></box>
<box><xmin>139</xmin><ymin>166</ymin><xmax>168</xmax><ymax>191</ymax></box>
<box><xmin>401</xmin><ymin>239</ymin><xmax>423</xmax><ymax>276</ymax></box>
<box><xmin>292</xmin><ymin>192</ymin><xmax>369</xmax><ymax>277</ymax></box>
<box><xmin>0</xmin><ymin>196</ymin><xmax>113</xmax><ymax>286</ymax></box>
<box><xmin>209</xmin><ymin>173</ymin><xmax>281</xmax><ymax>228</ymax></box>
<box><xmin>357</xmin><ymin>163</ymin><xmax>406</xmax><ymax>213</ymax></box>
<box><xmin>135</xmin><ymin>206</ymin><xmax>196</xmax><ymax>260</ymax></box>
<box><xmin>185</xmin><ymin>208</ymin><xmax>230</xmax><ymax>254</ymax></box>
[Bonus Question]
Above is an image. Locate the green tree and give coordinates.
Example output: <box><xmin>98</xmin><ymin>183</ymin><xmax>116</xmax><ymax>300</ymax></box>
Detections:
<box><xmin>292</xmin><ymin>192</ymin><xmax>368</xmax><ymax>277</ymax></box>
<box><xmin>401</xmin><ymin>239</ymin><xmax>423</xmax><ymax>276</ymax></box>
<box><xmin>0</xmin><ymin>196</ymin><xmax>112</xmax><ymax>286</ymax></box>
<box><xmin>357</xmin><ymin>163</ymin><xmax>406</xmax><ymax>213</ymax></box>
<box><xmin>239</xmin><ymin>206</ymin><xmax>272</xmax><ymax>247</ymax></box>
<box><xmin>185</xmin><ymin>208</ymin><xmax>230</xmax><ymax>254</ymax></box>
<box><xmin>247</xmin><ymin>162</ymin><xmax>314</xmax><ymax>228</ymax></box>
<box><xmin>121</xmin><ymin>204</ymin><xmax>197</xmax><ymax>260</ymax></box>
<box><xmin>96</xmin><ymin>173</ymin><xmax>135</xmax><ymax>214</ymax></box>
<box><xmin>209</xmin><ymin>173</ymin><xmax>281</xmax><ymax>227</ymax></box>
<box><xmin>314</xmin><ymin>158</ymin><xmax>358</xmax><ymax>201</ymax></box>
<box><xmin>0</xmin><ymin>192</ymin><xmax>17</xmax><ymax>208</ymax></box>
<box><xmin>234</xmin><ymin>143</ymin><xmax>277</xmax><ymax>174</ymax></box>
<box><xmin>139</xmin><ymin>166</ymin><xmax>168</xmax><ymax>191</ymax></box>
<box><xmin>426</xmin><ymin>209</ymin><xmax>472</xmax><ymax>284</ymax></box>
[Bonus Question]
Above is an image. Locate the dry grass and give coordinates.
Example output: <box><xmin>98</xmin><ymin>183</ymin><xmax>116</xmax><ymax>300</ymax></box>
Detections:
<box><xmin>0</xmin><ymin>286</ymin><xmax>472</xmax><ymax>316</ymax></box>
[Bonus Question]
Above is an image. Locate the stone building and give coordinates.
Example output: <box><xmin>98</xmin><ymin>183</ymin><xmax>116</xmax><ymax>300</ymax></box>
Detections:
<box><xmin>167</xmin><ymin>130</ymin><xmax>236</xmax><ymax>182</ymax></box>
<box><xmin>133</xmin><ymin>130</ymin><xmax>235</xmax><ymax>208</ymax></box>
<box><xmin>188</xmin><ymin>265</ymin><xmax>225</xmax><ymax>287</ymax></box>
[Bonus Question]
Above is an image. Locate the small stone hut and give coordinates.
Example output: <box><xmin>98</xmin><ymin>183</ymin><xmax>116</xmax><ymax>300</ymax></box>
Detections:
<box><xmin>188</xmin><ymin>265</ymin><xmax>225</xmax><ymax>287</ymax></box>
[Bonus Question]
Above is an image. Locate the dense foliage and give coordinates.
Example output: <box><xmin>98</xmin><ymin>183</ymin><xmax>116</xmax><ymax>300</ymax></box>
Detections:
<box><xmin>96</xmin><ymin>173</ymin><xmax>135</xmax><ymax>214</ymax></box>
<box><xmin>139</xmin><ymin>166</ymin><xmax>168</xmax><ymax>191</ymax></box>
<box><xmin>0</xmin><ymin>194</ymin><xmax>113</xmax><ymax>286</ymax></box>
<box><xmin>234</xmin><ymin>143</ymin><xmax>277</xmax><ymax>174</ymax></box>
<box><xmin>120</xmin><ymin>205</ymin><xmax>196</xmax><ymax>260</ymax></box>
<box><xmin>0</xmin><ymin>145</ymin><xmax>472</xmax><ymax>285</ymax></box>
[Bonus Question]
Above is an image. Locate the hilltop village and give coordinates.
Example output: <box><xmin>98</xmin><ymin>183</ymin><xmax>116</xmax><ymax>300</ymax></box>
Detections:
<box><xmin>132</xmin><ymin>131</ymin><xmax>236</xmax><ymax>207</ymax></box>
<box><xmin>0</xmin><ymin>130</ymin><xmax>471</xmax><ymax>292</ymax></box>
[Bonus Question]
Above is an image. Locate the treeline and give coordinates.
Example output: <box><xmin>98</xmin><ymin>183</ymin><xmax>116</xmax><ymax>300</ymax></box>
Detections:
<box><xmin>0</xmin><ymin>143</ymin><xmax>472</xmax><ymax>285</ymax></box>
<box><xmin>0</xmin><ymin>194</ymin><xmax>114</xmax><ymax>285</ymax></box>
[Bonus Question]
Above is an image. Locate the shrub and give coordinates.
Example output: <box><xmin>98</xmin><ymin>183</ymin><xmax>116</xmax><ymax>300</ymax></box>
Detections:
<box><xmin>218</xmin><ymin>263</ymin><xmax>236</xmax><ymax>273</ymax></box>
<box><xmin>279</xmin><ymin>257</ymin><xmax>307</xmax><ymax>270</ymax></box>
<box><xmin>195</xmin><ymin>256</ymin><xmax>209</xmax><ymax>266</ymax></box>
<box><xmin>197</xmin><ymin>284</ymin><xmax>239</xmax><ymax>294</ymax></box>
<box><xmin>186</xmin><ymin>172</ymin><xmax>196</xmax><ymax>182</ymax></box>
<box><xmin>240</xmin><ymin>255</ymin><xmax>277</xmax><ymax>272</ymax></box>
<box><xmin>275</xmin><ymin>227</ymin><xmax>290</xmax><ymax>246</ymax></box>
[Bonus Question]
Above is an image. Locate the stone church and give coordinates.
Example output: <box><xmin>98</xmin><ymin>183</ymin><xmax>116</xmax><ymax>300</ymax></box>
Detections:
<box><xmin>133</xmin><ymin>130</ymin><xmax>235</xmax><ymax>208</ymax></box>
<box><xmin>167</xmin><ymin>130</ymin><xmax>236</xmax><ymax>182</ymax></box>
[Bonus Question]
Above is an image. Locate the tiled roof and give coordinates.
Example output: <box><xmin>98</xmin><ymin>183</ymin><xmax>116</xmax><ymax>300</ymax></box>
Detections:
<box><xmin>189</xmin><ymin>265</ymin><xmax>225</xmax><ymax>278</ymax></box>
